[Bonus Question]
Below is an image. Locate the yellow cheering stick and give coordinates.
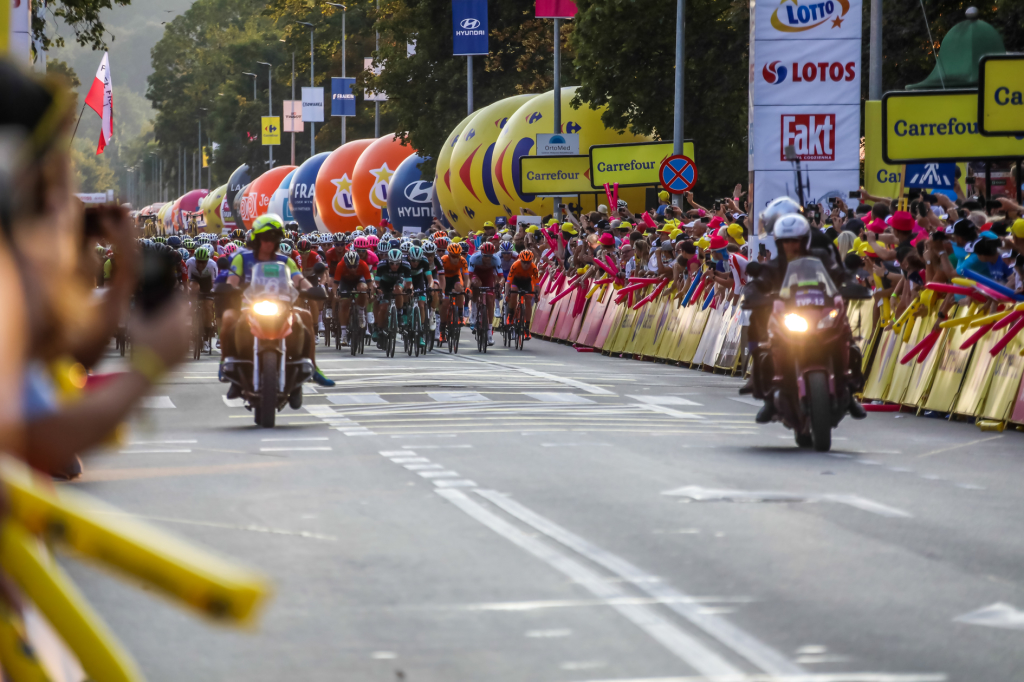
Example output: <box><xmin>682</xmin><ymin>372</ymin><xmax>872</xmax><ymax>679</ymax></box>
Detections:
<box><xmin>891</xmin><ymin>295</ymin><xmax>920</xmax><ymax>335</ymax></box>
<box><xmin>0</xmin><ymin>456</ymin><xmax>270</xmax><ymax>624</ymax></box>
<box><xmin>0</xmin><ymin>600</ymin><xmax>54</xmax><ymax>682</ymax></box>
<box><xmin>873</xmin><ymin>273</ymin><xmax>892</xmax><ymax>325</ymax></box>
<box><xmin>0</xmin><ymin>519</ymin><xmax>143</xmax><ymax>682</ymax></box>
<box><xmin>939</xmin><ymin>302</ymin><xmax>984</xmax><ymax>329</ymax></box>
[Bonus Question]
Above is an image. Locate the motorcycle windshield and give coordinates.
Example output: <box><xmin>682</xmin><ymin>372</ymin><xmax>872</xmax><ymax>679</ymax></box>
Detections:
<box><xmin>778</xmin><ymin>257</ymin><xmax>838</xmax><ymax>301</ymax></box>
<box><xmin>245</xmin><ymin>261</ymin><xmax>298</xmax><ymax>304</ymax></box>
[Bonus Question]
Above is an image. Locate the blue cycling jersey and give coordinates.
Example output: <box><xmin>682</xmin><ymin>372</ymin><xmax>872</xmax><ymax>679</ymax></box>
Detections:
<box><xmin>468</xmin><ymin>252</ymin><xmax>502</xmax><ymax>272</ymax></box>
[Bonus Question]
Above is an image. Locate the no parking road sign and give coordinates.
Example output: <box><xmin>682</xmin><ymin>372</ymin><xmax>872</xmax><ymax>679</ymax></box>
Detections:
<box><xmin>659</xmin><ymin>155</ymin><xmax>697</xmax><ymax>194</ymax></box>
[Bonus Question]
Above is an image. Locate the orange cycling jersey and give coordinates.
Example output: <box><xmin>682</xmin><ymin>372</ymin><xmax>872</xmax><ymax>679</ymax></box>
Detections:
<box><xmin>441</xmin><ymin>254</ymin><xmax>468</xmax><ymax>282</ymax></box>
<box><xmin>506</xmin><ymin>259</ymin><xmax>539</xmax><ymax>285</ymax></box>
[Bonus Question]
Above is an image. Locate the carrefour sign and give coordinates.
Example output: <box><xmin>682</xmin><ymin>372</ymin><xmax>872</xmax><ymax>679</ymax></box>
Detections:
<box><xmin>979</xmin><ymin>55</ymin><xmax>1024</xmax><ymax>136</ymax></box>
<box><xmin>589</xmin><ymin>140</ymin><xmax>695</xmax><ymax>188</ymax></box>
<box><xmin>520</xmin><ymin>156</ymin><xmax>593</xmax><ymax>196</ymax></box>
<box><xmin>883</xmin><ymin>89</ymin><xmax>1024</xmax><ymax>163</ymax></box>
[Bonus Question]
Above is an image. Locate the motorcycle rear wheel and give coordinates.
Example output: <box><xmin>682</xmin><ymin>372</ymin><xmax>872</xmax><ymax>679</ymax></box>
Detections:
<box><xmin>258</xmin><ymin>350</ymin><xmax>277</xmax><ymax>428</ymax></box>
<box><xmin>806</xmin><ymin>371</ymin><xmax>832</xmax><ymax>452</ymax></box>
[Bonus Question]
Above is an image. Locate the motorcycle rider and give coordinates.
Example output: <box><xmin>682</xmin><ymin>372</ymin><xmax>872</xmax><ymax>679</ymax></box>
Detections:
<box><xmin>219</xmin><ymin>214</ymin><xmax>334</xmax><ymax>398</ymax></box>
<box><xmin>742</xmin><ymin>199</ymin><xmax>866</xmax><ymax>424</ymax></box>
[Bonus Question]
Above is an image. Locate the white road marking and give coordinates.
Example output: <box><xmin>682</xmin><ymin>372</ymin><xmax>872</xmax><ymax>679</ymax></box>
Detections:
<box><xmin>954</xmin><ymin>602</ymin><xmax>1024</xmax><ymax>630</ymax></box>
<box><xmin>418</xmin><ymin>471</ymin><xmax>461</xmax><ymax>478</ymax></box>
<box><xmin>328</xmin><ymin>393</ymin><xmax>387</xmax><ymax>404</ymax></box>
<box><xmin>95</xmin><ymin>511</ymin><xmax>336</xmax><ymax>541</ymax></box>
<box><xmin>526</xmin><ymin>628</ymin><xmax>572</xmax><ymax>638</ymax></box>
<box><xmin>449</xmin><ymin>353</ymin><xmax>615</xmax><ymax>395</ymax></box>
<box><xmin>380</xmin><ymin>451</ymin><xmax>413</xmax><ymax>457</ymax></box>
<box><xmin>427</xmin><ymin>391</ymin><xmax>490</xmax><ymax>403</ymax></box>
<box><xmin>259</xmin><ymin>447</ymin><xmax>332</xmax><ymax>452</ymax></box>
<box><xmin>404</xmin><ymin>464</ymin><xmax>444</xmax><ymax>471</ymax></box>
<box><xmin>523</xmin><ymin>392</ymin><xmax>596</xmax><ymax>404</ymax></box>
<box><xmin>437</xmin><ymin>488</ymin><xmax>743</xmax><ymax>677</ymax></box>
<box><xmin>302</xmin><ymin>384</ymin><xmax>318</xmax><ymax>394</ymax></box>
<box><xmin>476</xmin><ymin>489</ymin><xmax>805</xmax><ymax>677</ymax></box>
<box><xmin>140</xmin><ymin>396</ymin><xmax>176</xmax><ymax>409</ymax></box>
<box><xmin>432</xmin><ymin>479</ymin><xmax>477</xmax><ymax>488</ymax></box>
<box><xmin>728</xmin><ymin>397</ymin><xmax>764</xmax><ymax>407</ymax></box>
<box><xmin>118</xmin><ymin>449</ymin><xmax>193</xmax><ymax>454</ymax></box>
<box><xmin>628</xmin><ymin>395</ymin><xmax>703</xmax><ymax>406</ymax></box>
<box><xmin>402</xmin><ymin>444</ymin><xmax>472</xmax><ymax>449</ymax></box>
<box><xmin>370</xmin><ymin>651</ymin><xmax>397</xmax><ymax>660</ymax></box>
<box><xmin>125</xmin><ymin>440</ymin><xmax>197</xmax><ymax>445</ymax></box>
<box><xmin>561</xmin><ymin>660</ymin><xmax>607</xmax><ymax>670</ymax></box>
<box><xmin>570</xmin><ymin>676</ymin><xmax>946</xmax><ymax>682</ymax></box>
<box><xmin>462</xmin><ymin>596</ymin><xmax>755</xmax><ymax>612</ymax></box>
<box><xmin>262</xmin><ymin>437</ymin><xmax>328</xmax><ymax>442</ymax></box>
<box><xmin>391</xmin><ymin>457</ymin><xmax>429</xmax><ymax>463</ymax></box>
<box><xmin>637</xmin><ymin>404</ymin><xmax>705</xmax><ymax>421</ymax></box>
<box><xmin>304</xmin><ymin>405</ymin><xmax>338</xmax><ymax>416</ymax></box>
<box><xmin>662</xmin><ymin>486</ymin><xmax>912</xmax><ymax>519</ymax></box>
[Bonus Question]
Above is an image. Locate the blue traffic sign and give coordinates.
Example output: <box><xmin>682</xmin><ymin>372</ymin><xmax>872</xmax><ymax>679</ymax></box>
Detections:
<box><xmin>659</xmin><ymin>154</ymin><xmax>697</xmax><ymax>194</ymax></box>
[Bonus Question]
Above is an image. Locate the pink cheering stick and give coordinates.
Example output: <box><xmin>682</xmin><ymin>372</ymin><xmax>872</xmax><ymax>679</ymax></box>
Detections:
<box><xmin>972</xmin><ymin>282</ymin><xmax>1014</xmax><ymax>303</ymax></box>
<box><xmin>632</xmin><ymin>279</ymin><xmax>669</xmax><ymax>310</ymax></box>
<box><xmin>572</xmin><ymin>284</ymin><xmax>588</xmax><ymax>317</ymax></box>
<box><xmin>925</xmin><ymin>282</ymin><xmax>987</xmax><ymax>303</ymax></box>
<box><xmin>592</xmin><ymin>257</ymin><xmax>618</xmax><ymax>278</ymax></box>
<box><xmin>641</xmin><ymin>211</ymin><xmax>658</xmax><ymax>229</ymax></box>
<box><xmin>960</xmin><ymin>322</ymin><xmax>996</xmax><ymax>350</ymax></box>
<box><xmin>992</xmin><ymin>309</ymin><xmax>1023</xmax><ymax>332</ymax></box>
<box><xmin>989</xmin><ymin>317</ymin><xmax>1024</xmax><ymax>356</ymax></box>
<box><xmin>900</xmin><ymin>329</ymin><xmax>941</xmax><ymax>365</ymax></box>
<box><xmin>545</xmin><ymin>270</ymin><xmax>566</xmax><ymax>295</ymax></box>
<box><xmin>549</xmin><ymin>275</ymin><xmax>584</xmax><ymax>304</ymax></box>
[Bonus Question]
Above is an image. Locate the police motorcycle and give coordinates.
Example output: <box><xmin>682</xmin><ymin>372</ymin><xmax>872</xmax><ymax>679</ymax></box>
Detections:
<box><xmin>220</xmin><ymin>261</ymin><xmax>326</xmax><ymax>428</ymax></box>
<box><xmin>744</xmin><ymin>199</ymin><xmax>868</xmax><ymax>452</ymax></box>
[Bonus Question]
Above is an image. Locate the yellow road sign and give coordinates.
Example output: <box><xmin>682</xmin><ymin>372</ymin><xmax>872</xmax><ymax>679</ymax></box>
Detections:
<box><xmin>979</xmin><ymin>55</ymin><xmax>1024</xmax><ymax>136</ymax></box>
<box><xmin>882</xmin><ymin>89</ymin><xmax>1024</xmax><ymax>163</ymax></box>
<box><xmin>589</xmin><ymin>140</ymin><xmax>695</xmax><ymax>189</ymax></box>
<box><xmin>520</xmin><ymin>155</ymin><xmax>595</xmax><ymax>196</ymax></box>
<box><xmin>261</xmin><ymin>116</ymin><xmax>281</xmax><ymax>146</ymax></box>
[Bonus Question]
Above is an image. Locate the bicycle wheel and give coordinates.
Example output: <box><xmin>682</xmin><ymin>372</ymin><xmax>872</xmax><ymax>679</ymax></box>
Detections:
<box><xmin>192</xmin><ymin>307</ymin><xmax>202</xmax><ymax>360</ymax></box>
<box><xmin>412</xmin><ymin>306</ymin><xmax>422</xmax><ymax>357</ymax></box>
<box><xmin>515</xmin><ymin>303</ymin><xmax>526</xmax><ymax>351</ymax></box>
<box><xmin>323</xmin><ymin>306</ymin><xmax>331</xmax><ymax>348</ymax></box>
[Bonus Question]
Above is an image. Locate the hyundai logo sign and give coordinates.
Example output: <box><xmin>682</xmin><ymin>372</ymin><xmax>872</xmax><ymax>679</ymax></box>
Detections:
<box><xmin>404</xmin><ymin>180</ymin><xmax>434</xmax><ymax>204</ymax></box>
<box><xmin>460</xmin><ymin>17</ymin><xmax>480</xmax><ymax>29</ymax></box>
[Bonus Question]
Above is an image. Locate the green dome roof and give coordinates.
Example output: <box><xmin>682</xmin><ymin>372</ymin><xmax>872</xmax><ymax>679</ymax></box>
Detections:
<box><xmin>906</xmin><ymin>7</ymin><xmax>1005</xmax><ymax>90</ymax></box>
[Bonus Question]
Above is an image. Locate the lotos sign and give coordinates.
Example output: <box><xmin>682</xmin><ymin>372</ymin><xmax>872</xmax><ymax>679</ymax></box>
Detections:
<box><xmin>979</xmin><ymin>55</ymin><xmax>1024</xmax><ymax>136</ymax></box>
<box><xmin>883</xmin><ymin>90</ymin><xmax>1024</xmax><ymax>163</ymax></box>
<box><xmin>589</xmin><ymin>140</ymin><xmax>695</xmax><ymax>189</ymax></box>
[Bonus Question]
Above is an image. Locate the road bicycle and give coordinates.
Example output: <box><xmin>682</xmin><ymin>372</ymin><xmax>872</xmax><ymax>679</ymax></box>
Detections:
<box><xmin>191</xmin><ymin>292</ymin><xmax>216</xmax><ymax>360</ymax></box>
<box><xmin>444</xmin><ymin>295</ymin><xmax>461</xmax><ymax>354</ymax></box>
<box><xmin>474</xmin><ymin>286</ymin><xmax>493</xmax><ymax>353</ymax></box>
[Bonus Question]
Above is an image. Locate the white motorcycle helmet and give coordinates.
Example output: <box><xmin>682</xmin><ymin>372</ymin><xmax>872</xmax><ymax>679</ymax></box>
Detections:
<box><xmin>773</xmin><ymin>213</ymin><xmax>812</xmax><ymax>249</ymax></box>
<box><xmin>759</xmin><ymin>196</ymin><xmax>803</xmax><ymax>236</ymax></box>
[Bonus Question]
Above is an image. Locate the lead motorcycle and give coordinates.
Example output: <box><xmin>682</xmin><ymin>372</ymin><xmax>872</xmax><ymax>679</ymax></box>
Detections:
<box><xmin>221</xmin><ymin>262</ymin><xmax>324</xmax><ymax>428</ymax></box>
<box><xmin>765</xmin><ymin>256</ymin><xmax>859</xmax><ymax>452</ymax></box>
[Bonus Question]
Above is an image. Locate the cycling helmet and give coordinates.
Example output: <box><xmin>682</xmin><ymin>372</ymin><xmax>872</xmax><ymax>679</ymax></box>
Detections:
<box><xmin>387</xmin><ymin>248</ymin><xmax>403</xmax><ymax>263</ymax></box>
<box><xmin>279</xmin><ymin>242</ymin><xmax>293</xmax><ymax>255</ymax></box>
<box><xmin>154</xmin><ymin>236</ymin><xmax>166</xmax><ymax>244</ymax></box>
<box><xmin>281</xmin><ymin>238</ymin><xmax>294</xmax><ymax>249</ymax></box>
<box><xmin>343</xmin><ymin>250</ymin><xmax>360</xmax><ymax>267</ymax></box>
<box><xmin>178</xmin><ymin>248</ymin><xmax>190</xmax><ymax>260</ymax></box>
<box><xmin>389</xmin><ymin>238</ymin><xmax>401</xmax><ymax>250</ymax></box>
<box><xmin>434</xmin><ymin>236</ymin><xmax>449</xmax><ymax>251</ymax></box>
<box><xmin>447</xmin><ymin>243</ymin><xmax>463</xmax><ymax>257</ymax></box>
<box><xmin>773</xmin><ymin>213</ymin><xmax>811</xmax><ymax>248</ymax></box>
<box><xmin>351</xmin><ymin>230</ymin><xmax>364</xmax><ymax>238</ymax></box>
<box><xmin>233</xmin><ymin>239</ymin><xmax>245</xmax><ymax>248</ymax></box>
<box><xmin>364</xmin><ymin>225</ymin><xmax>378</xmax><ymax>236</ymax></box>
<box><xmin>409</xmin><ymin>246</ymin><xmax>424</xmax><ymax>261</ymax></box>
<box><xmin>298</xmin><ymin>238</ymin><xmax>311</xmax><ymax>252</ymax></box>
<box><xmin>498</xmin><ymin>241</ymin><xmax>515</xmax><ymax>253</ymax></box>
<box><xmin>422</xmin><ymin>241</ymin><xmax>437</xmax><ymax>256</ymax></box>
<box><xmin>480</xmin><ymin>241</ymin><xmax>497</xmax><ymax>255</ymax></box>
<box><xmin>231</xmin><ymin>228</ymin><xmax>245</xmax><ymax>240</ymax></box>
<box><xmin>334</xmin><ymin>232</ymin><xmax>346</xmax><ymax>243</ymax></box>
<box><xmin>366</xmin><ymin>235</ymin><xmax>380</xmax><ymax>248</ymax></box>
<box><xmin>194</xmin><ymin>245</ymin><xmax>212</xmax><ymax>261</ymax></box>
<box><xmin>759</xmin><ymin>196</ymin><xmax>802</xmax><ymax>236</ymax></box>
<box><xmin>183</xmin><ymin>238</ymin><xmax>196</xmax><ymax>250</ymax></box>
<box><xmin>167</xmin><ymin>235</ymin><xmax>181</xmax><ymax>248</ymax></box>
<box><xmin>519</xmin><ymin>250</ymin><xmax>534</xmax><ymax>262</ymax></box>
<box><xmin>399</xmin><ymin>241</ymin><xmax>412</xmax><ymax>255</ymax></box>
<box><xmin>224</xmin><ymin>243</ymin><xmax>238</xmax><ymax>256</ymax></box>
<box><xmin>353</xmin><ymin>236</ymin><xmax>370</xmax><ymax>249</ymax></box>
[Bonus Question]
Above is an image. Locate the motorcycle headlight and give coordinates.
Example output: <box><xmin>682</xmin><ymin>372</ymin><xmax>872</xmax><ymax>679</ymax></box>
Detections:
<box><xmin>253</xmin><ymin>300</ymin><xmax>279</xmax><ymax>316</ymax></box>
<box><xmin>817</xmin><ymin>308</ymin><xmax>840</xmax><ymax>329</ymax></box>
<box><xmin>784</xmin><ymin>313</ymin><xmax>808</xmax><ymax>333</ymax></box>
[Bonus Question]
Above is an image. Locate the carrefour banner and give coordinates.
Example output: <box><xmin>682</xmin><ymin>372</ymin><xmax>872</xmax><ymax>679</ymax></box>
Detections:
<box><xmin>521</xmin><ymin>155</ymin><xmax>593</xmax><ymax>196</ymax></box>
<box><xmin>452</xmin><ymin>0</ymin><xmax>488</xmax><ymax>56</ymax></box>
<box><xmin>883</xmin><ymin>90</ymin><xmax>1024</xmax><ymax>163</ymax></box>
<box><xmin>589</xmin><ymin>140</ymin><xmax>695</xmax><ymax>189</ymax></box>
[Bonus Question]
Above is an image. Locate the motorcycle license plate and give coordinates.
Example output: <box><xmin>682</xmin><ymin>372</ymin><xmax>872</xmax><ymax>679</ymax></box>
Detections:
<box><xmin>795</xmin><ymin>290</ymin><xmax>825</xmax><ymax>307</ymax></box>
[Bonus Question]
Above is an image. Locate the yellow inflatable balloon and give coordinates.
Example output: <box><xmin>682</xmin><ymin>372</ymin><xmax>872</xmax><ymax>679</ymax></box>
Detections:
<box><xmin>448</xmin><ymin>94</ymin><xmax>537</xmax><ymax>235</ymax></box>
<box><xmin>492</xmin><ymin>87</ymin><xmax>650</xmax><ymax>219</ymax></box>
<box><xmin>203</xmin><ymin>184</ymin><xmax>227</xmax><ymax>233</ymax></box>
<box><xmin>434</xmin><ymin>112</ymin><xmax>474</xmax><ymax>232</ymax></box>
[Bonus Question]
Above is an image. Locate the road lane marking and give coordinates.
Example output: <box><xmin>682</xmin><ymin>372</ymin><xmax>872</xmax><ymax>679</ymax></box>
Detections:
<box><xmin>79</xmin><ymin>462</ymin><xmax>289</xmax><ymax>482</ymax></box>
<box><xmin>94</xmin><ymin>511</ymin><xmax>336</xmax><ymax>541</ymax></box>
<box><xmin>391</xmin><ymin>457</ymin><xmax>429</xmax><ymax>463</ymax></box>
<box><xmin>523</xmin><ymin>392</ymin><xmax>596</xmax><ymax>404</ymax></box>
<box><xmin>118</xmin><ymin>449</ymin><xmax>193</xmax><ymax>454</ymax></box>
<box><xmin>404</xmin><ymin>464</ymin><xmax>444</xmax><ymax>471</ymax></box>
<box><xmin>427</xmin><ymin>391</ymin><xmax>490</xmax><ymax>403</ymax></box>
<box><xmin>526</xmin><ymin>628</ymin><xmax>572</xmax><ymax>638</ymax></box>
<box><xmin>477</xmin><ymin>489</ymin><xmax>805</xmax><ymax>677</ymax></box>
<box><xmin>262</xmin><ymin>437</ymin><xmax>328</xmax><ymax>442</ymax></box>
<box><xmin>259</xmin><ymin>447</ymin><xmax>332</xmax><ymax>452</ymax></box>
<box><xmin>628</xmin><ymin>395</ymin><xmax>703</xmax><ymax>406</ymax></box>
<box><xmin>569</xmin><ymin>676</ymin><xmax>946</xmax><ymax>682</ymax></box>
<box><xmin>418</xmin><ymin>471</ymin><xmax>461</xmax><ymax>478</ymax></box>
<box><xmin>432</xmin><ymin>479</ymin><xmax>477</xmax><ymax>488</ymax></box>
<box><xmin>140</xmin><ymin>396</ymin><xmax>175</xmax><ymax>408</ymax></box>
<box><xmin>436</xmin><ymin>488</ymin><xmax>743</xmax><ymax>677</ymax></box>
<box><xmin>637</xmin><ymin>404</ymin><xmax>705</xmax><ymax>420</ymax></box>
<box><xmin>126</xmin><ymin>440</ymin><xmax>197</xmax><ymax>445</ymax></box>
<box><xmin>448</xmin><ymin>353</ymin><xmax>615</xmax><ymax>395</ymax></box>
<box><xmin>954</xmin><ymin>602</ymin><xmax>1024</xmax><ymax>630</ymax></box>
<box><xmin>328</xmin><ymin>393</ymin><xmax>387</xmax><ymax>404</ymax></box>
<box><xmin>728</xmin><ymin>397</ymin><xmax>763</xmax><ymax>407</ymax></box>
<box><xmin>661</xmin><ymin>487</ymin><xmax>912</xmax><ymax>519</ymax></box>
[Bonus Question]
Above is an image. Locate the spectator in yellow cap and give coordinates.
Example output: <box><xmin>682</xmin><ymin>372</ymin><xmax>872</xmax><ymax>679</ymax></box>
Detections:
<box><xmin>726</xmin><ymin>223</ymin><xmax>746</xmax><ymax>247</ymax></box>
<box><xmin>656</xmin><ymin>190</ymin><xmax>671</xmax><ymax>217</ymax></box>
<box><xmin>1011</xmin><ymin>218</ymin><xmax>1024</xmax><ymax>254</ymax></box>
<box><xmin>561</xmin><ymin>223</ymin><xmax>578</xmax><ymax>236</ymax></box>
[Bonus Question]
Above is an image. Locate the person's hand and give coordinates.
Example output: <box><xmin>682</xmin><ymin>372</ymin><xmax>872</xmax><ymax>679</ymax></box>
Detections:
<box><xmin>130</xmin><ymin>297</ymin><xmax>189</xmax><ymax>370</ymax></box>
<box><xmin>859</xmin><ymin>186</ymin><xmax>870</xmax><ymax>204</ymax></box>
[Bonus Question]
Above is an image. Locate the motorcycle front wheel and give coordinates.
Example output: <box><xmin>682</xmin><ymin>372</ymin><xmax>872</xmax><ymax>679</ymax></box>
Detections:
<box><xmin>805</xmin><ymin>371</ymin><xmax>832</xmax><ymax>452</ymax></box>
<box><xmin>259</xmin><ymin>350</ymin><xmax>278</xmax><ymax>428</ymax></box>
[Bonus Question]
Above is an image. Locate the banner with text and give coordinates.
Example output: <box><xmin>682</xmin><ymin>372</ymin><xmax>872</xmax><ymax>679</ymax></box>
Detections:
<box><xmin>452</xmin><ymin>0</ymin><xmax>489</xmax><ymax>56</ymax></box>
<box><xmin>302</xmin><ymin>87</ymin><xmax>325</xmax><ymax>122</ymax></box>
<box><xmin>331</xmin><ymin>77</ymin><xmax>356</xmax><ymax>116</ymax></box>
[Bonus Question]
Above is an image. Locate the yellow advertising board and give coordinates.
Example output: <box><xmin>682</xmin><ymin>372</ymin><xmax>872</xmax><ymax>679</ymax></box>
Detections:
<box><xmin>979</xmin><ymin>55</ymin><xmax>1024</xmax><ymax>136</ymax></box>
<box><xmin>589</xmin><ymin>140</ymin><xmax>695</xmax><ymax>188</ymax></box>
<box><xmin>863</xmin><ymin>101</ymin><xmax>905</xmax><ymax>200</ymax></box>
<box><xmin>882</xmin><ymin>90</ymin><xmax>1024</xmax><ymax>163</ymax></box>
<box><xmin>261</xmin><ymin>117</ymin><xmax>281</xmax><ymax>146</ymax></box>
<box><xmin>520</xmin><ymin>155</ymin><xmax>594</xmax><ymax>196</ymax></box>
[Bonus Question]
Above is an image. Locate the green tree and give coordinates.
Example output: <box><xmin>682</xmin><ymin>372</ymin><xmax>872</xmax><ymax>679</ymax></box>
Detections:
<box><xmin>366</xmin><ymin>0</ymin><xmax>576</xmax><ymax>175</ymax></box>
<box><xmin>34</xmin><ymin>0</ymin><xmax>132</xmax><ymax>51</ymax></box>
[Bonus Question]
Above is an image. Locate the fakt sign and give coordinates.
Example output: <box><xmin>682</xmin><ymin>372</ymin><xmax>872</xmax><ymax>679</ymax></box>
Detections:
<box><xmin>780</xmin><ymin>114</ymin><xmax>835</xmax><ymax>161</ymax></box>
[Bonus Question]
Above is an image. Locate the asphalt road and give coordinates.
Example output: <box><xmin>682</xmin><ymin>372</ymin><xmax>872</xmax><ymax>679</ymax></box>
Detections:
<box><xmin>65</xmin><ymin>332</ymin><xmax>1024</xmax><ymax>682</ymax></box>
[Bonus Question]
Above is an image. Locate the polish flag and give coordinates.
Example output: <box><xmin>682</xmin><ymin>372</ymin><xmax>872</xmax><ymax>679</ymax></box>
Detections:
<box><xmin>536</xmin><ymin>0</ymin><xmax>577</xmax><ymax>18</ymax></box>
<box><xmin>83</xmin><ymin>52</ymin><xmax>113</xmax><ymax>154</ymax></box>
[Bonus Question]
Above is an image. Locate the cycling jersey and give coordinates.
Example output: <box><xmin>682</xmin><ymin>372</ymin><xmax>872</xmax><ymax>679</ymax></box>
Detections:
<box><xmin>468</xmin><ymin>252</ymin><xmax>502</xmax><ymax>273</ymax></box>
<box><xmin>507</xmin><ymin>259</ymin><xmax>539</xmax><ymax>293</ymax></box>
<box><xmin>325</xmin><ymin>246</ymin><xmax>344</xmax><ymax>279</ymax></box>
<box><xmin>408</xmin><ymin>258</ymin><xmax>434</xmax><ymax>279</ymax></box>
<box><xmin>360</xmin><ymin>250</ymin><xmax>380</xmax><ymax>272</ymax></box>
<box><xmin>441</xmin><ymin>254</ymin><xmax>468</xmax><ymax>283</ymax></box>
<box><xmin>300</xmin><ymin>250</ymin><xmax>323</xmax><ymax>277</ymax></box>
<box><xmin>499</xmin><ymin>253</ymin><xmax>517</xmax><ymax>276</ymax></box>
<box><xmin>334</xmin><ymin>259</ymin><xmax>372</xmax><ymax>284</ymax></box>
<box><xmin>186</xmin><ymin>258</ymin><xmax>219</xmax><ymax>292</ymax></box>
<box><xmin>229</xmin><ymin>250</ymin><xmax>300</xmax><ymax>284</ymax></box>
<box><xmin>377</xmin><ymin>260</ymin><xmax>411</xmax><ymax>286</ymax></box>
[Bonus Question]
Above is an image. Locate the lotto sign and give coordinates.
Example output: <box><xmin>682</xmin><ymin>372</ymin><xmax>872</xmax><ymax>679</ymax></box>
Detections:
<box><xmin>882</xmin><ymin>90</ymin><xmax>1024</xmax><ymax>163</ymax></box>
<box><xmin>659</xmin><ymin>155</ymin><xmax>697</xmax><ymax>194</ymax></box>
<box><xmin>261</xmin><ymin>117</ymin><xmax>280</xmax><ymax>145</ymax></box>
<box><xmin>979</xmin><ymin>55</ymin><xmax>1024</xmax><ymax>136</ymax></box>
<box><xmin>589</xmin><ymin>140</ymin><xmax>695</xmax><ymax>189</ymax></box>
<box><xmin>754</xmin><ymin>0</ymin><xmax>861</xmax><ymax>40</ymax></box>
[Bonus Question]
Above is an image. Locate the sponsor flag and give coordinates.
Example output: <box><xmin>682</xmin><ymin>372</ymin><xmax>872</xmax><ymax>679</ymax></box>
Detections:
<box><xmin>452</xmin><ymin>0</ymin><xmax>488</xmax><ymax>56</ymax></box>
<box><xmin>331</xmin><ymin>77</ymin><xmax>356</xmax><ymax>116</ymax></box>
<box><xmin>84</xmin><ymin>52</ymin><xmax>114</xmax><ymax>154</ymax></box>
<box><xmin>536</xmin><ymin>0</ymin><xmax>577</xmax><ymax>18</ymax></box>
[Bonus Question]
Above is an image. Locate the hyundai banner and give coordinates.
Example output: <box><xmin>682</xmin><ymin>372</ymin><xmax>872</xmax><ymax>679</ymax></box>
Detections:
<box><xmin>452</xmin><ymin>0</ymin><xmax>488</xmax><ymax>56</ymax></box>
<box><xmin>331</xmin><ymin>77</ymin><xmax>356</xmax><ymax>116</ymax></box>
<box><xmin>749</xmin><ymin>0</ymin><xmax>862</xmax><ymax>214</ymax></box>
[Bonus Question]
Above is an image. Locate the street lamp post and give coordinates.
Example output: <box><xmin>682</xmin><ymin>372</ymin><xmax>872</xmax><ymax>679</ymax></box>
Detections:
<box><xmin>242</xmin><ymin>72</ymin><xmax>257</xmax><ymax>101</ymax></box>
<box><xmin>326</xmin><ymin>3</ymin><xmax>347</xmax><ymax>146</ymax></box>
<box><xmin>296</xmin><ymin>21</ymin><xmax>315</xmax><ymax>157</ymax></box>
<box><xmin>199</xmin><ymin>107</ymin><xmax>207</xmax><ymax>192</ymax></box>
<box><xmin>257</xmin><ymin>61</ymin><xmax>274</xmax><ymax>169</ymax></box>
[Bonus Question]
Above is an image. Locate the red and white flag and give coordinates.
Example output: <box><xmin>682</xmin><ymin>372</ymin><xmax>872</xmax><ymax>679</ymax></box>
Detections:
<box><xmin>83</xmin><ymin>52</ymin><xmax>114</xmax><ymax>155</ymax></box>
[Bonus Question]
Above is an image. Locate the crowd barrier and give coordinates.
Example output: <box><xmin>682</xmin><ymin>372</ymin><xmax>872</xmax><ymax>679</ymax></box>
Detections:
<box><xmin>529</xmin><ymin>274</ymin><xmax>1024</xmax><ymax>430</ymax></box>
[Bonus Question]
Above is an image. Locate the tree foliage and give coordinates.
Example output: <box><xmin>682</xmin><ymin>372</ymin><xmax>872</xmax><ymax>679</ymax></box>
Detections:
<box><xmin>35</xmin><ymin>0</ymin><xmax>132</xmax><ymax>51</ymax></box>
<box><xmin>367</xmin><ymin>0</ymin><xmax>576</xmax><ymax>176</ymax></box>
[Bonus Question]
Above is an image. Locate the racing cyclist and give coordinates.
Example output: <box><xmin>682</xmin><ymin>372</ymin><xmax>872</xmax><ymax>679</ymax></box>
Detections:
<box><xmin>187</xmin><ymin>245</ymin><xmax>218</xmax><ymax>336</ymax></box>
<box><xmin>468</xmin><ymin>241</ymin><xmax>501</xmax><ymax>345</ymax></box>
<box><xmin>440</xmin><ymin>243</ymin><xmax>468</xmax><ymax>335</ymax></box>
<box><xmin>407</xmin><ymin>245</ymin><xmax>435</xmax><ymax>348</ymax></box>
<box><xmin>335</xmin><ymin>249</ymin><xmax>373</xmax><ymax>345</ymax></box>
<box><xmin>374</xmin><ymin>248</ymin><xmax>411</xmax><ymax>346</ymax></box>
<box><xmin>505</xmin><ymin>250</ymin><xmax>540</xmax><ymax>339</ymax></box>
